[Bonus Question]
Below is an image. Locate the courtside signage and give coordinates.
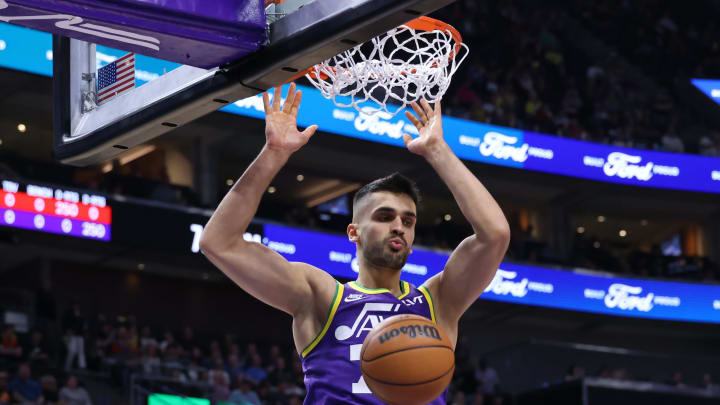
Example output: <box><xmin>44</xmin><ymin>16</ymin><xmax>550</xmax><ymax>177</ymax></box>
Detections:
<box><xmin>263</xmin><ymin>223</ymin><xmax>720</xmax><ymax>324</ymax></box>
<box><xmin>2</xmin><ymin>23</ymin><xmax>720</xmax><ymax>193</ymax></box>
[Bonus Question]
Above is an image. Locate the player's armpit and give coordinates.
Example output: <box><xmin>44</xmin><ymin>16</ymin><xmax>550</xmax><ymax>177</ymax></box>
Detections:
<box><xmin>425</xmin><ymin>233</ymin><xmax>509</xmax><ymax>323</ymax></box>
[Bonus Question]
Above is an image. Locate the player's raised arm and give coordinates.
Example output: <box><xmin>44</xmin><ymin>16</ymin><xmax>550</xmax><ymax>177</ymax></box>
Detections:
<box><xmin>403</xmin><ymin>100</ymin><xmax>511</xmax><ymax>331</ymax></box>
<box><xmin>199</xmin><ymin>83</ymin><xmax>335</xmax><ymax>319</ymax></box>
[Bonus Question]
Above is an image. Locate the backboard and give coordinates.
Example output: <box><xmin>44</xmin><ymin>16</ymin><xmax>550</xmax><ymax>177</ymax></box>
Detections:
<box><xmin>0</xmin><ymin>0</ymin><xmax>457</xmax><ymax>166</ymax></box>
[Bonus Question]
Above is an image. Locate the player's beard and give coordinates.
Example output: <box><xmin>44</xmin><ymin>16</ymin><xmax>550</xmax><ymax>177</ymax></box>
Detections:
<box><xmin>362</xmin><ymin>236</ymin><xmax>409</xmax><ymax>271</ymax></box>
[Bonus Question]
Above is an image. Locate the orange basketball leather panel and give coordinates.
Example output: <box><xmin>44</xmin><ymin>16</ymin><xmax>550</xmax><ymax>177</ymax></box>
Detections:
<box><xmin>364</xmin><ymin>368</ymin><xmax>454</xmax><ymax>405</ymax></box>
<box><xmin>362</xmin><ymin>346</ymin><xmax>454</xmax><ymax>384</ymax></box>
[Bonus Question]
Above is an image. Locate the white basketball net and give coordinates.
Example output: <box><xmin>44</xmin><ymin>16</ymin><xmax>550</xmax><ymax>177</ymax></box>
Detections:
<box><xmin>305</xmin><ymin>21</ymin><xmax>469</xmax><ymax>116</ymax></box>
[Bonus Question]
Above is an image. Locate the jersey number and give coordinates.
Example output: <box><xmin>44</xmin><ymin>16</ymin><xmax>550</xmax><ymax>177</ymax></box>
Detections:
<box><xmin>350</xmin><ymin>344</ymin><xmax>371</xmax><ymax>394</ymax></box>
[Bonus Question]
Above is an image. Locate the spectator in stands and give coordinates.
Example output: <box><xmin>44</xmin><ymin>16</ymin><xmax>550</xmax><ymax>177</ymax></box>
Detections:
<box><xmin>40</xmin><ymin>375</ymin><xmax>60</xmax><ymax>405</ymax></box>
<box><xmin>211</xmin><ymin>372</ymin><xmax>230</xmax><ymax>402</ymax></box>
<box><xmin>241</xmin><ymin>343</ymin><xmax>259</xmax><ymax>366</ymax></box>
<box><xmin>223</xmin><ymin>334</ymin><xmax>237</xmax><ymax>356</ymax></box>
<box><xmin>190</xmin><ymin>347</ymin><xmax>209</xmax><ymax>369</ymax></box>
<box><xmin>660</xmin><ymin>129</ymin><xmax>685</xmax><ymax>153</ymax></box>
<box><xmin>209</xmin><ymin>340</ymin><xmax>223</xmax><ymax>361</ymax></box>
<box><xmin>127</xmin><ymin>325</ymin><xmax>139</xmax><ymax>354</ymax></box>
<box><xmin>141</xmin><ymin>345</ymin><xmax>161</xmax><ymax>375</ymax></box>
<box><xmin>159</xmin><ymin>332</ymin><xmax>175</xmax><ymax>354</ymax></box>
<box><xmin>702</xmin><ymin>373</ymin><xmax>718</xmax><ymax>394</ymax></box>
<box><xmin>63</xmin><ymin>301</ymin><xmax>87</xmax><ymax>370</ymax></box>
<box><xmin>208</xmin><ymin>359</ymin><xmax>230</xmax><ymax>388</ymax></box>
<box><xmin>267</xmin><ymin>357</ymin><xmax>292</xmax><ymax>386</ymax></box>
<box><xmin>162</xmin><ymin>344</ymin><xmax>183</xmax><ymax>370</ymax></box>
<box><xmin>180</xmin><ymin>326</ymin><xmax>196</xmax><ymax>353</ymax></box>
<box><xmin>244</xmin><ymin>354</ymin><xmax>267</xmax><ymax>385</ymax></box>
<box><xmin>228</xmin><ymin>344</ymin><xmax>241</xmax><ymax>363</ymax></box>
<box><xmin>226</xmin><ymin>355</ymin><xmax>244</xmax><ymax>379</ymax></box>
<box><xmin>139</xmin><ymin>326</ymin><xmax>158</xmax><ymax>349</ymax></box>
<box><xmin>668</xmin><ymin>370</ymin><xmax>686</xmax><ymax>387</ymax></box>
<box><xmin>228</xmin><ymin>377</ymin><xmax>261</xmax><ymax>405</ymax></box>
<box><xmin>0</xmin><ymin>370</ymin><xmax>10</xmax><ymax>405</ymax></box>
<box><xmin>476</xmin><ymin>359</ymin><xmax>500</xmax><ymax>395</ymax></box>
<box><xmin>8</xmin><ymin>363</ymin><xmax>43</xmax><ymax>404</ymax></box>
<box><xmin>22</xmin><ymin>329</ymin><xmax>51</xmax><ymax>370</ymax></box>
<box><xmin>109</xmin><ymin>326</ymin><xmax>132</xmax><ymax>358</ymax></box>
<box><xmin>59</xmin><ymin>375</ymin><xmax>93</xmax><ymax>405</ymax></box>
<box><xmin>279</xmin><ymin>377</ymin><xmax>304</xmax><ymax>398</ymax></box>
<box><xmin>698</xmin><ymin>134</ymin><xmax>718</xmax><ymax>156</ymax></box>
<box><xmin>0</xmin><ymin>325</ymin><xmax>22</xmax><ymax>359</ymax></box>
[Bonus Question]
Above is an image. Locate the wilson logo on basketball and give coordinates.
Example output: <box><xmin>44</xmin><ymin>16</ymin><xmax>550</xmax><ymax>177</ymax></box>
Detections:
<box><xmin>378</xmin><ymin>324</ymin><xmax>441</xmax><ymax>344</ymax></box>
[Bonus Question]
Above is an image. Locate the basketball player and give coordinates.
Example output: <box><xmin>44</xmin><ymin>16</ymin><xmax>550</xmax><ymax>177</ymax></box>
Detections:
<box><xmin>200</xmin><ymin>83</ymin><xmax>510</xmax><ymax>404</ymax></box>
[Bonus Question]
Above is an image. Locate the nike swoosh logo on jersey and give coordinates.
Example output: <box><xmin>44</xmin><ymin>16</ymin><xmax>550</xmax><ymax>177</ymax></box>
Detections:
<box><xmin>344</xmin><ymin>294</ymin><xmax>366</xmax><ymax>303</ymax></box>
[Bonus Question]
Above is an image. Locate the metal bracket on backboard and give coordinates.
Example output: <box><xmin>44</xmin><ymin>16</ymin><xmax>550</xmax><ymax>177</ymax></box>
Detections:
<box><xmin>54</xmin><ymin>0</ymin><xmax>457</xmax><ymax>166</ymax></box>
<box><xmin>265</xmin><ymin>0</ymin><xmax>312</xmax><ymax>24</ymax></box>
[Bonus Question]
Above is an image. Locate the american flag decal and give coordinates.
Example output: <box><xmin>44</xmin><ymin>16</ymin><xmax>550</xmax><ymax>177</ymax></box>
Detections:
<box><xmin>97</xmin><ymin>52</ymin><xmax>135</xmax><ymax>104</ymax></box>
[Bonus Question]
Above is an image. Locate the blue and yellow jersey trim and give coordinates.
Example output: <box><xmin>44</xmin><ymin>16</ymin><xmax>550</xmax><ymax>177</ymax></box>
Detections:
<box><xmin>348</xmin><ymin>280</ymin><xmax>410</xmax><ymax>299</ymax></box>
<box><xmin>301</xmin><ymin>282</ymin><xmax>344</xmax><ymax>358</ymax></box>
<box><xmin>417</xmin><ymin>284</ymin><xmax>437</xmax><ymax>324</ymax></box>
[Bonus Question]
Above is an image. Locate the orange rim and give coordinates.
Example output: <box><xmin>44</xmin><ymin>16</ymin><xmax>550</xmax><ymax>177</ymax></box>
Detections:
<box><xmin>284</xmin><ymin>16</ymin><xmax>464</xmax><ymax>84</ymax></box>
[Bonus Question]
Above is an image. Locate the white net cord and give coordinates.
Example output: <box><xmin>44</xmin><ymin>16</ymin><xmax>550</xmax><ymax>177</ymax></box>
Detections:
<box><xmin>305</xmin><ymin>22</ymin><xmax>469</xmax><ymax>116</ymax></box>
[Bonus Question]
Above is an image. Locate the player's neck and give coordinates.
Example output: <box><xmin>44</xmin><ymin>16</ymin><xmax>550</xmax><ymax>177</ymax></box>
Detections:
<box><xmin>355</xmin><ymin>266</ymin><xmax>403</xmax><ymax>297</ymax></box>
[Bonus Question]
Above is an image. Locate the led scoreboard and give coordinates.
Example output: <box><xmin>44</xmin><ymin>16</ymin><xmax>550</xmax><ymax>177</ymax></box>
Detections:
<box><xmin>0</xmin><ymin>179</ymin><xmax>111</xmax><ymax>241</ymax></box>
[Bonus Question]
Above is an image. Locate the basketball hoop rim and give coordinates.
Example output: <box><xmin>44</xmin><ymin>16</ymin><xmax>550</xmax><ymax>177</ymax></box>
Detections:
<box><xmin>285</xmin><ymin>16</ymin><xmax>465</xmax><ymax>84</ymax></box>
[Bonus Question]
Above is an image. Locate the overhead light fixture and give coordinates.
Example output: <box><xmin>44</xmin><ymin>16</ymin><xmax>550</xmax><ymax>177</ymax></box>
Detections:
<box><xmin>597</xmin><ymin>215</ymin><xmax>606</xmax><ymax>223</ymax></box>
<box><xmin>17</xmin><ymin>124</ymin><xmax>26</xmax><ymax>133</ymax></box>
<box><xmin>577</xmin><ymin>226</ymin><xmax>585</xmax><ymax>234</ymax></box>
<box><xmin>0</xmin><ymin>139</ymin><xmax>3</xmax><ymax>146</ymax></box>
<box><xmin>296</xmin><ymin>174</ymin><xmax>304</xmax><ymax>182</ymax></box>
<box><xmin>444</xmin><ymin>214</ymin><xmax>452</xmax><ymax>221</ymax></box>
<box><xmin>137</xmin><ymin>263</ymin><xmax>145</xmax><ymax>270</ymax></box>
<box><xmin>101</xmin><ymin>162</ymin><xmax>113</xmax><ymax>173</ymax></box>
<box><xmin>619</xmin><ymin>229</ymin><xmax>627</xmax><ymax>237</ymax></box>
<box><xmin>268</xmin><ymin>186</ymin><xmax>276</xmax><ymax>194</ymax></box>
<box><xmin>640</xmin><ymin>219</ymin><xmax>648</xmax><ymax>226</ymax></box>
<box><xmin>593</xmin><ymin>241</ymin><xmax>600</xmax><ymax>248</ymax></box>
<box><xmin>226</xmin><ymin>179</ymin><xmax>234</xmax><ymax>186</ymax></box>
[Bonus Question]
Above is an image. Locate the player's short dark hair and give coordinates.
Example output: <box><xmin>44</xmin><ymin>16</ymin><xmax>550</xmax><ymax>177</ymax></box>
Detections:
<box><xmin>352</xmin><ymin>172</ymin><xmax>421</xmax><ymax>215</ymax></box>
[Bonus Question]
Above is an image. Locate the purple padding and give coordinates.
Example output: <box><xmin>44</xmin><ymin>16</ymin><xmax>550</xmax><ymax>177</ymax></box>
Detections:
<box><xmin>1</xmin><ymin>0</ymin><xmax>266</xmax><ymax>68</ymax></box>
<box><xmin>0</xmin><ymin>208</ymin><xmax>111</xmax><ymax>242</ymax></box>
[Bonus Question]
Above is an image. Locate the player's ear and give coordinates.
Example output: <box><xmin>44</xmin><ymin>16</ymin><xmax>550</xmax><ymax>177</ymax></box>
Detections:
<box><xmin>347</xmin><ymin>223</ymin><xmax>360</xmax><ymax>243</ymax></box>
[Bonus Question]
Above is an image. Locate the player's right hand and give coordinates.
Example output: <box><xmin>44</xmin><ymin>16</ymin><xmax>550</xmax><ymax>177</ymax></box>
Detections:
<box><xmin>263</xmin><ymin>82</ymin><xmax>318</xmax><ymax>155</ymax></box>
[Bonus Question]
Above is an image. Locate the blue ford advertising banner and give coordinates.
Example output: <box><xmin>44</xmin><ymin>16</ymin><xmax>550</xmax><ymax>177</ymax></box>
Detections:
<box><xmin>692</xmin><ymin>78</ymin><xmax>720</xmax><ymax>107</ymax></box>
<box><xmin>262</xmin><ymin>223</ymin><xmax>720</xmax><ymax>324</ymax></box>
<box><xmin>3</xmin><ymin>23</ymin><xmax>720</xmax><ymax>194</ymax></box>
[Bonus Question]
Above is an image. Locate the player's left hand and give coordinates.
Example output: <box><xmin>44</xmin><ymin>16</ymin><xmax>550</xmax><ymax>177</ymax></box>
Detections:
<box><xmin>403</xmin><ymin>99</ymin><xmax>448</xmax><ymax>158</ymax></box>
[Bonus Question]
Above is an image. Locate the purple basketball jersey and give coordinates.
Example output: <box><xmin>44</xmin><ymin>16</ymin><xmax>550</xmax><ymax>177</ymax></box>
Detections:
<box><xmin>301</xmin><ymin>280</ymin><xmax>448</xmax><ymax>404</ymax></box>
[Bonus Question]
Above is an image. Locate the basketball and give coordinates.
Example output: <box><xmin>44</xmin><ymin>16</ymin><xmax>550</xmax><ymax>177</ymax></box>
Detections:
<box><xmin>360</xmin><ymin>314</ymin><xmax>455</xmax><ymax>405</ymax></box>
